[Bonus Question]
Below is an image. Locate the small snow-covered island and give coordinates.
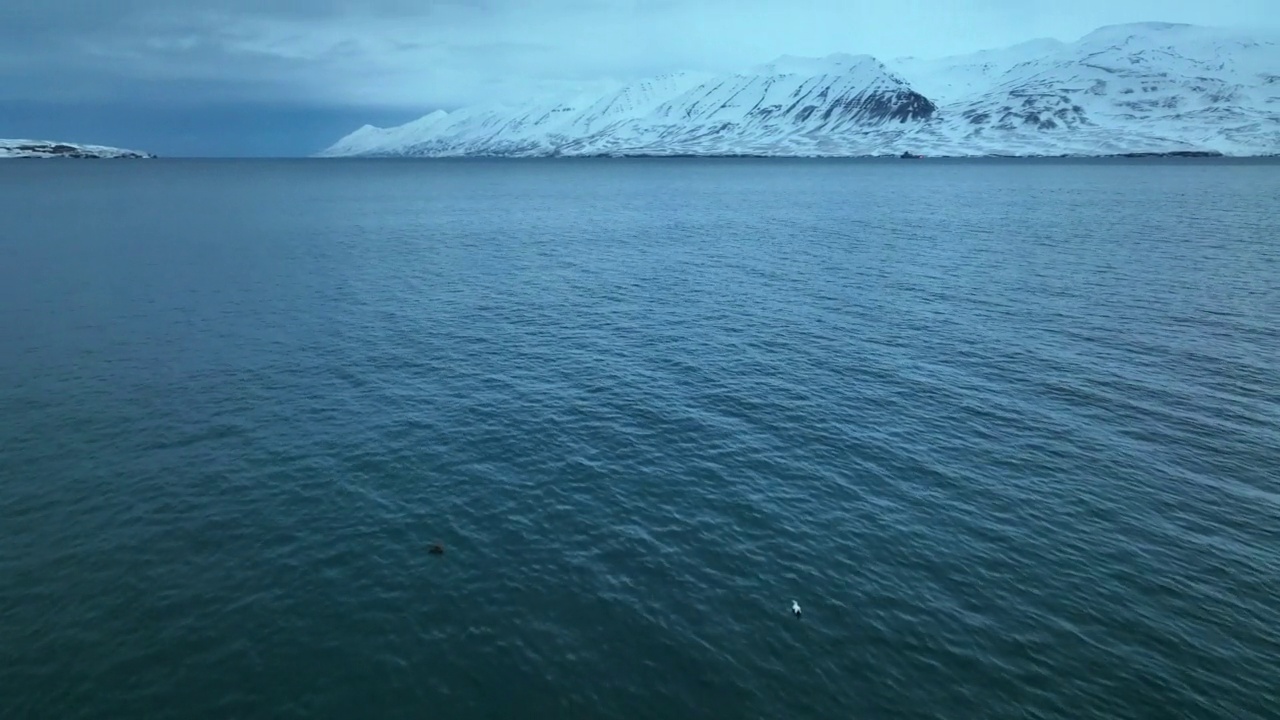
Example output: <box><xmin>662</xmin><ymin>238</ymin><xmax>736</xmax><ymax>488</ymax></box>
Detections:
<box><xmin>0</xmin><ymin>139</ymin><xmax>155</xmax><ymax>159</ymax></box>
<box><xmin>320</xmin><ymin>22</ymin><xmax>1280</xmax><ymax>158</ymax></box>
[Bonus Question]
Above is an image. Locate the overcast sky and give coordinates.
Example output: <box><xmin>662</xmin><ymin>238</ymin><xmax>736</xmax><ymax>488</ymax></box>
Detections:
<box><xmin>2</xmin><ymin>0</ymin><xmax>1275</xmax><ymax>156</ymax></box>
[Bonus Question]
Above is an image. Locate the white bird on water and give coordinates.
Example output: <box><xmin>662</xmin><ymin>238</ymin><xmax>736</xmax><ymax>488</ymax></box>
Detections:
<box><xmin>791</xmin><ymin>600</ymin><xmax>802</xmax><ymax>618</ymax></box>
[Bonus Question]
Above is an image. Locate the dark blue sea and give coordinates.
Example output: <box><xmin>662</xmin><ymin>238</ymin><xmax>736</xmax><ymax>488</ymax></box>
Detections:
<box><xmin>1</xmin><ymin>158</ymin><xmax>1277</xmax><ymax>720</ymax></box>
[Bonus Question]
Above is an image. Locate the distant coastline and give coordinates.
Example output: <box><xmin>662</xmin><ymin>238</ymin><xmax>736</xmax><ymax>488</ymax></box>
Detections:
<box><xmin>334</xmin><ymin>149</ymin><xmax>1238</xmax><ymax>160</ymax></box>
<box><xmin>0</xmin><ymin>139</ymin><xmax>155</xmax><ymax>159</ymax></box>
<box><xmin>584</xmin><ymin>150</ymin><xmax>1229</xmax><ymax>159</ymax></box>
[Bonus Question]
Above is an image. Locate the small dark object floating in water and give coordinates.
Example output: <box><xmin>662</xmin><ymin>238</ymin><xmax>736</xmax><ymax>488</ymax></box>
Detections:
<box><xmin>428</xmin><ymin>544</ymin><xmax>444</xmax><ymax>555</ymax></box>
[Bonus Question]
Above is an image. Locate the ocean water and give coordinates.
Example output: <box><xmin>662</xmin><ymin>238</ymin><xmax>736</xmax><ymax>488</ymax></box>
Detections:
<box><xmin>1</xmin><ymin>158</ymin><xmax>1277</xmax><ymax>720</ymax></box>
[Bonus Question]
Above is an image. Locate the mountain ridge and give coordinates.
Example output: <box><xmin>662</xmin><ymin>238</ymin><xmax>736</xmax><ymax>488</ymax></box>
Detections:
<box><xmin>321</xmin><ymin>22</ymin><xmax>1280</xmax><ymax>158</ymax></box>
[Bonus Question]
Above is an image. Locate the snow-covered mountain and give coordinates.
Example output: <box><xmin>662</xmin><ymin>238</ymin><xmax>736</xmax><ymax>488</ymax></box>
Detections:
<box><xmin>890</xmin><ymin>22</ymin><xmax>1280</xmax><ymax>156</ymax></box>
<box><xmin>325</xmin><ymin>55</ymin><xmax>935</xmax><ymax>157</ymax></box>
<box><xmin>0</xmin><ymin>139</ymin><xmax>155</xmax><ymax>159</ymax></box>
<box><xmin>322</xmin><ymin>22</ymin><xmax>1280</xmax><ymax>158</ymax></box>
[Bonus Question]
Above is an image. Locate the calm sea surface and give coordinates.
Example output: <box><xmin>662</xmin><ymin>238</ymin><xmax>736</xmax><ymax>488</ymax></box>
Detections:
<box><xmin>1</xmin><ymin>158</ymin><xmax>1277</xmax><ymax>719</ymax></box>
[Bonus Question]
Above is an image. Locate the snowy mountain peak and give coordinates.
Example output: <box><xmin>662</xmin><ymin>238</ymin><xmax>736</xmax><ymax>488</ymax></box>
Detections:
<box><xmin>895</xmin><ymin>37</ymin><xmax>1064</xmax><ymax>64</ymax></box>
<box><xmin>323</xmin><ymin>22</ymin><xmax>1280</xmax><ymax>158</ymax></box>
<box><xmin>752</xmin><ymin>52</ymin><xmax>886</xmax><ymax>77</ymax></box>
<box><xmin>1079</xmin><ymin>21</ymin><xmax>1197</xmax><ymax>45</ymax></box>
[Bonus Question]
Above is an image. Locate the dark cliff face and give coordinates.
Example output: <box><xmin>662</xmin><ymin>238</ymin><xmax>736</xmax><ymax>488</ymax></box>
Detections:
<box><xmin>878</xmin><ymin>90</ymin><xmax>938</xmax><ymax>123</ymax></box>
<box><xmin>746</xmin><ymin>82</ymin><xmax>937</xmax><ymax>129</ymax></box>
<box><xmin>957</xmin><ymin>90</ymin><xmax>1092</xmax><ymax>133</ymax></box>
<box><xmin>810</xmin><ymin>89</ymin><xmax>937</xmax><ymax>126</ymax></box>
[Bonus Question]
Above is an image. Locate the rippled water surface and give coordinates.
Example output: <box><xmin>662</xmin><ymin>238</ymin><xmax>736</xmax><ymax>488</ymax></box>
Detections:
<box><xmin>1</xmin><ymin>158</ymin><xmax>1278</xmax><ymax>720</ymax></box>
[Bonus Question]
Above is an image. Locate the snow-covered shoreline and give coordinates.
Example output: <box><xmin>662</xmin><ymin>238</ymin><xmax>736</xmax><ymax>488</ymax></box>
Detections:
<box><xmin>0</xmin><ymin>140</ymin><xmax>155</xmax><ymax>159</ymax></box>
<box><xmin>321</xmin><ymin>22</ymin><xmax>1280</xmax><ymax>159</ymax></box>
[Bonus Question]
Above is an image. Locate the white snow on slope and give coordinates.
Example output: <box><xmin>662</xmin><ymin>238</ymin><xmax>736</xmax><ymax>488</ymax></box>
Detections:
<box><xmin>887</xmin><ymin>22</ymin><xmax>1280</xmax><ymax>156</ymax></box>
<box><xmin>322</xmin><ymin>23</ymin><xmax>1280</xmax><ymax>158</ymax></box>
<box><xmin>323</xmin><ymin>73</ymin><xmax>718</xmax><ymax>158</ymax></box>
<box><xmin>891</xmin><ymin>38</ymin><xmax>1069</xmax><ymax>104</ymax></box>
<box><xmin>0</xmin><ymin>139</ymin><xmax>155</xmax><ymax>159</ymax></box>
<box><xmin>548</xmin><ymin>55</ymin><xmax>935</xmax><ymax>156</ymax></box>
